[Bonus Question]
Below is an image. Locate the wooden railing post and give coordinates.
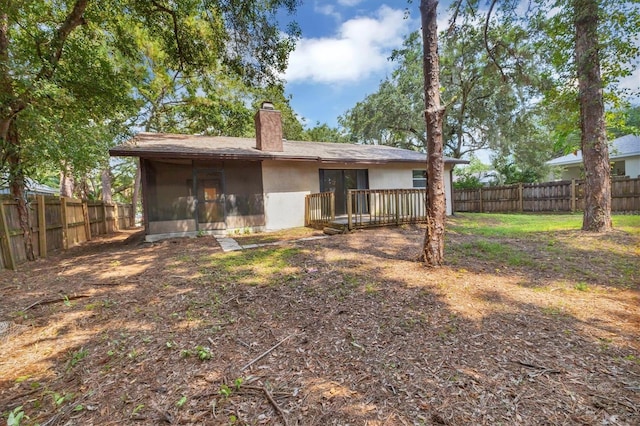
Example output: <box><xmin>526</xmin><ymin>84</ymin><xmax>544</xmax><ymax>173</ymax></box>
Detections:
<box><xmin>304</xmin><ymin>195</ymin><xmax>309</xmax><ymax>226</ymax></box>
<box><xmin>61</xmin><ymin>196</ymin><xmax>69</xmax><ymax>249</ymax></box>
<box><xmin>570</xmin><ymin>179</ymin><xmax>576</xmax><ymax>213</ymax></box>
<box><xmin>37</xmin><ymin>195</ymin><xmax>47</xmax><ymax>258</ymax></box>
<box><xmin>478</xmin><ymin>188</ymin><xmax>483</xmax><ymax>213</ymax></box>
<box><xmin>330</xmin><ymin>192</ymin><xmax>335</xmax><ymax>221</ymax></box>
<box><xmin>347</xmin><ymin>190</ymin><xmax>352</xmax><ymax>230</ymax></box>
<box><xmin>0</xmin><ymin>200</ymin><xmax>16</xmax><ymax>270</ymax></box>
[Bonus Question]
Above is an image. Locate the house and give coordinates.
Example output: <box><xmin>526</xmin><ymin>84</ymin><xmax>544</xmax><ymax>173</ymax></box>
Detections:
<box><xmin>546</xmin><ymin>134</ymin><xmax>640</xmax><ymax>180</ymax></box>
<box><xmin>110</xmin><ymin>103</ymin><xmax>467</xmax><ymax>240</ymax></box>
<box><xmin>0</xmin><ymin>177</ymin><xmax>58</xmax><ymax>196</ymax></box>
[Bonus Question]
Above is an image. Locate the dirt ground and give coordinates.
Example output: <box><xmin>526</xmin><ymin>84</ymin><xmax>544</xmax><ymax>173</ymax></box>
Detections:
<box><xmin>0</xmin><ymin>219</ymin><xmax>639</xmax><ymax>425</ymax></box>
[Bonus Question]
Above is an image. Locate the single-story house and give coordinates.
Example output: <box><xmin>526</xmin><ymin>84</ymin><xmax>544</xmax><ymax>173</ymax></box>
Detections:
<box><xmin>0</xmin><ymin>177</ymin><xmax>58</xmax><ymax>196</ymax></box>
<box><xmin>546</xmin><ymin>134</ymin><xmax>640</xmax><ymax>180</ymax></box>
<box><xmin>110</xmin><ymin>103</ymin><xmax>467</xmax><ymax>240</ymax></box>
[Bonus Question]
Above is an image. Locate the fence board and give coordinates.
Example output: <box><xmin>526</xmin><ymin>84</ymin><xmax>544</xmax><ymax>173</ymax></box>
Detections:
<box><xmin>0</xmin><ymin>194</ymin><xmax>134</xmax><ymax>270</ymax></box>
<box><xmin>454</xmin><ymin>177</ymin><xmax>639</xmax><ymax>213</ymax></box>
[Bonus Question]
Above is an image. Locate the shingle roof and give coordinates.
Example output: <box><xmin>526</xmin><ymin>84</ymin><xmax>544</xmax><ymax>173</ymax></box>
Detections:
<box><xmin>546</xmin><ymin>134</ymin><xmax>640</xmax><ymax>166</ymax></box>
<box><xmin>109</xmin><ymin>132</ymin><xmax>468</xmax><ymax>165</ymax></box>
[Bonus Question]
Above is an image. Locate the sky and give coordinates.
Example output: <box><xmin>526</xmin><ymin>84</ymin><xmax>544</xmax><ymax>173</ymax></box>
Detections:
<box><xmin>279</xmin><ymin>0</ymin><xmax>446</xmax><ymax>128</ymax></box>
<box><xmin>280</xmin><ymin>0</ymin><xmax>639</xmax><ymax>131</ymax></box>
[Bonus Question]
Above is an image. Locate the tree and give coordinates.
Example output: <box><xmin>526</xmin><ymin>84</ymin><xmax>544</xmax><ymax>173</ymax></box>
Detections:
<box><xmin>420</xmin><ymin>0</ymin><xmax>446</xmax><ymax>266</ymax></box>
<box><xmin>447</xmin><ymin>0</ymin><xmax>639</xmax><ymax>231</ymax></box>
<box><xmin>0</xmin><ymin>0</ymin><xmax>300</xmax><ymax>260</ymax></box>
<box><xmin>574</xmin><ymin>0</ymin><xmax>611</xmax><ymax>231</ymax></box>
<box><xmin>302</xmin><ymin>123</ymin><xmax>350</xmax><ymax>143</ymax></box>
<box><xmin>340</xmin><ymin>17</ymin><xmax>547</xmax><ymax>160</ymax></box>
<box><xmin>607</xmin><ymin>104</ymin><xmax>640</xmax><ymax>139</ymax></box>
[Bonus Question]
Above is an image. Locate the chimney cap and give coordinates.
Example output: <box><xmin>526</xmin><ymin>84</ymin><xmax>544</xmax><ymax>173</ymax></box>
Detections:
<box><xmin>260</xmin><ymin>101</ymin><xmax>275</xmax><ymax>110</ymax></box>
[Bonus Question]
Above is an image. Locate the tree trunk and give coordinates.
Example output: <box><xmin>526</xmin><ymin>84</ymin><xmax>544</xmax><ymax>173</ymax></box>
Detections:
<box><xmin>6</xmin><ymin>121</ymin><xmax>35</xmax><ymax>261</ymax></box>
<box><xmin>420</xmin><ymin>0</ymin><xmax>447</xmax><ymax>266</ymax></box>
<box><xmin>101</xmin><ymin>167</ymin><xmax>113</xmax><ymax>204</ymax></box>
<box><xmin>60</xmin><ymin>168</ymin><xmax>75</xmax><ymax>198</ymax></box>
<box><xmin>574</xmin><ymin>0</ymin><xmax>612</xmax><ymax>232</ymax></box>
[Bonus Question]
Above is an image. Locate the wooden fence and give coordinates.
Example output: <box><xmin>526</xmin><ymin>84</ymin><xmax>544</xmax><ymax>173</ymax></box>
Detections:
<box><xmin>454</xmin><ymin>178</ymin><xmax>640</xmax><ymax>213</ymax></box>
<box><xmin>0</xmin><ymin>195</ymin><xmax>134</xmax><ymax>270</ymax></box>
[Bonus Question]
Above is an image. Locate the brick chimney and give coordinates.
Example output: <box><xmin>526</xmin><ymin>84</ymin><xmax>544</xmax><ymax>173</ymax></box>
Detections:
<box><xmin>254</xmin><ymin>101</ymin><xmax>283</xmax><ymax>152</ymax></box>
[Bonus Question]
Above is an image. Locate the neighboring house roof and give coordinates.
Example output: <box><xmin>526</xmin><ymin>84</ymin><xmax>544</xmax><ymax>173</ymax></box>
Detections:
<box><xmin>110</xmin><ymin>132</ymin><xmax>469</xmax><ymax>165</ymax></box>
<box><xmin>0</xmin><ymin>177</ymin><xmax>58</xmax><ymax>196</ymax></box>
<box><xmin>546</xmin><ymin>134</ymin><xmax>640</xmax><ymax>167</ymax></box>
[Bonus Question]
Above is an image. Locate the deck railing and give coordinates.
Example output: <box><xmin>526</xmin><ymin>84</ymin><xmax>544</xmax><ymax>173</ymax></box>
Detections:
<box><xmin>347</xmin><ymin>189</ymin><xmax>427</xmax><ymax>230</ymax></box>
<box><xmin>305</xmin><ymin>191</ymin><xmax>335</xmax><ymax>228</ymax></box>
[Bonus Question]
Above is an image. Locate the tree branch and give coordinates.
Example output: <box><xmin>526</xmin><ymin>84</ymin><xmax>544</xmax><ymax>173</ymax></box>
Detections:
<box><xmin>150</xmin><ymin>1</ymin><xmax>186</xmax><ymax>71</ymax></box>
<box><xmin>37</xmin><ymin>0</ymin><xmax>88</xmax><ymax>81</ymax></box>
<box><xmin>483</xmin><ymin>0</ymin><xmax>508</xmax><ymax>82</ymax></box>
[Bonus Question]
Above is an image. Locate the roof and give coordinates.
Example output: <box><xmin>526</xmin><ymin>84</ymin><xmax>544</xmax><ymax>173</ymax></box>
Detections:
<box><xmin>0</xmin><ymin>177</ymin><xmax>58</xmax><ymax>196</ymax></box>
<box><xmin>109</xmin><ymin>132</ymin><xmax>469</xmax><ymax>165</ymax></box>
<box><xmin>546</xmin><ymin>134</ymin><xmax>640</xmax><ymax>166</ymax></box>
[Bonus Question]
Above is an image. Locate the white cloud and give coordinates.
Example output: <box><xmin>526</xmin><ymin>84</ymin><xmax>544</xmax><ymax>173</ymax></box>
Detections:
<box><xmin>284</xmin><ymin>6</ymin><xmax>412</xmax><ymax>84</ymax></box>
<box><xmin>338</xmin><ymin>0</ymin><xmax>364</xmax><ymax>6</ymax></box>
<box><xmin>314</xmin><ymin>3</ymin><xmax>341</xmax><ymax>20</ymax></box>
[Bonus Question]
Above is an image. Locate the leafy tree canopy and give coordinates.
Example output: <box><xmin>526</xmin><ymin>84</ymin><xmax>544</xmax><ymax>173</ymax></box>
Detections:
<box><xmin>339</xmin><ymin>16</ymin><xmax>550</xmax><ymax>163</ymax></box>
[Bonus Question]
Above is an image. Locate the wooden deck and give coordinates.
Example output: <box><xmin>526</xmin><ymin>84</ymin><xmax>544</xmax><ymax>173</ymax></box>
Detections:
<box><xmin>305</xmin><ymin>189</ymin><xmax>427</xmax><ymax>232</ymax></box>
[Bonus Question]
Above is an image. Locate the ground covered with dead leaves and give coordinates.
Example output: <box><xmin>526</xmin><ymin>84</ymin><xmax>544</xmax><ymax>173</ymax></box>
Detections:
<box><xmin>1</xmin><ymin>214</ymin><xmax>639</xmax><ymax>425</ymax></box>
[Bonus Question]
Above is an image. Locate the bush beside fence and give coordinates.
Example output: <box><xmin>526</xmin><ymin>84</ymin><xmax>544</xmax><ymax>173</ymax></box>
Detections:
<box><xmin>0</xmin><ymin>195</ymin><xmax>134</xmax><ymax>270</ymax></box>
<box><xmin>454</xmin><ymin>178</ymin><xmax>640</xmax><ymax>214</ymax></box>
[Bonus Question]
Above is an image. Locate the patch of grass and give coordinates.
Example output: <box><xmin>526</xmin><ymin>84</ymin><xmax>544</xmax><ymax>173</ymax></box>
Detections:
<box><xmin>206</xmin><ymin>247</ymin><xmax>301</xmax><ymax>285</ymax></box>
<box><xmin>613</xmin><ymin>215</ymin><xmax>640</xmax><ymax>236</ymax></box>
<box><xmin>449</xmin><ymin>213</ymin><xmax>583</xmax><ymax>237</ymax></box>
<box><xmin>457</xmin><ymin>239</ymin><xmax>533</xmax><ymax>266</ymax></box>
<box><xmin>541</xmin><ymin>305</ymin><xmax>565</xmax><ymax>317</ymax></box>
<box><xmin>574</xmin><ymin>282</ymin><xmax>589</xmax><ymax>292</ymax></box>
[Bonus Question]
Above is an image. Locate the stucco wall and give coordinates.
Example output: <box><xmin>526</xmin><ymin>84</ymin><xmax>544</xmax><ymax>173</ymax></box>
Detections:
<box><xmin>262</xmin><ymin>161</ymin><xmax>455</xmax><ymax>230</ymax></box>
<box><xmin>261</xmin><ymin>161</ymin><xmax>318</xmax><ymax>230</ymax></box>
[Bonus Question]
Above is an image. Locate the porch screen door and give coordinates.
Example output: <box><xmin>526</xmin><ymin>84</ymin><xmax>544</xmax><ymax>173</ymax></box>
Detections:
<box><xmin>194</xmin><ymin>170</ymin><xmax>225</xmax><ymax>229</ymax></box>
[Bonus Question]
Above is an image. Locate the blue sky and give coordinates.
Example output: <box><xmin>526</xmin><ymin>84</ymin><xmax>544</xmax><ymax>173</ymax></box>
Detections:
<box><xmin>280</xmin><ymin>0</ymin><xmax>450</xmax><ymax>128</ymax></box>
<box><xmin>280</xmin><ymin>1</ymin><xmax>639</xmax><ymax>131</ymax></box>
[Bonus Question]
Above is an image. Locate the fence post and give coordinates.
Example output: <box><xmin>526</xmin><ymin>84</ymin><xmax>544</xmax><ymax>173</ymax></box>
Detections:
<box><xmin>0</xmin><ymin>200</ymin><xmax>16</xmax><ymax>270</ymax></box>
<box><xmin>478</xmin><ymin>188</ymin><xmax>483</xmax><ymax>213</ymax></box>
<box><xmin>395</xmin><ymin>191</ymin><xmax>400</xmax><ymax>225</ymax></box>
<box><xmin>570</xmin><ymin>179</ymin><xmax>576</xmax><ymax>213</ymax></box>
<box><xmin>102</xmin><ymin>202</ymin><xmax>108</xmax><ymax>234</ymax></box>
<box><xmin>37</xmin><ymin>195</ymin><xmax>47</xmax><ymax>258</ymax></box>
<box><xmin>82</xmin><ymin>201</ymin><xmax>92</xmax><ymax>241</ymax></box>
<box><xmin>61</xmin><ymin>197</ymin><xmax>69</xmax><ymax>250</ymax></box>
<box><xmin>113</xmin><ymin>203</ymin><xmax>120</xmax><ymax>231</ymax></box>
<box><xmin>518</xmin><ymin>183</ymin><xmax>524</xmax><ymax>212</ymax></box>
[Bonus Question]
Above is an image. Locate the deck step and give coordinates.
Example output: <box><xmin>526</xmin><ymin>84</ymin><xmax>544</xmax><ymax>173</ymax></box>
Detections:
<box><xmin>323</xmin><ymin>226</ymin><xmax>345</xmax><ymax>235</ymax></box>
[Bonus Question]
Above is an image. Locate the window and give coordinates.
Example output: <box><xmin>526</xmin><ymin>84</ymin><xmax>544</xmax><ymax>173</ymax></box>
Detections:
<box><xmin>412</xmin><ymin>170</ymin><xmax>427</xmax><ymax>188</ymax></box>
<box><xmin>611</xmin><ymin>161</ymin><xmax>626</xmax><ymax>177</ymax></box>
